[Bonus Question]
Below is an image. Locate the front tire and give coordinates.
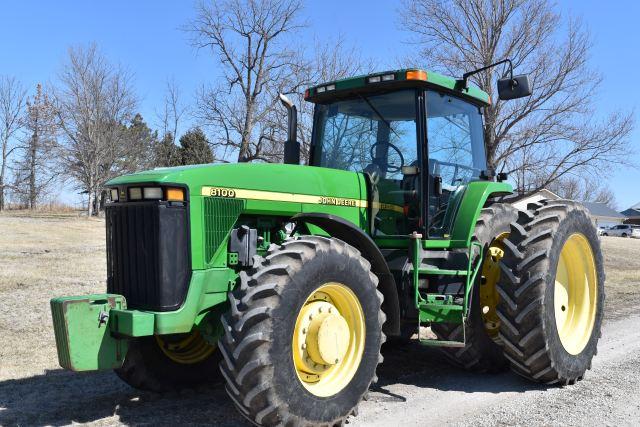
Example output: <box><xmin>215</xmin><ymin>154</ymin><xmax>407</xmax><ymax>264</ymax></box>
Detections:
<box><xmin>497</xmin><ymin>200</ymin><xmax>605</xmax><ymax>384</ymax></box>
<box><xmin>115</xmin><ymin>330</ymin><xmax>221</xmax><ymax>392</ymax></box>
<box><xmin>219</xmin><ymin>236</ymin><xmax>385</xmax><ymax>426</ymax></box>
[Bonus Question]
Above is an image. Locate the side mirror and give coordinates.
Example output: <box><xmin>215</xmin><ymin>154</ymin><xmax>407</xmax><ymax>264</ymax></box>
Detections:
<box><xmin>279</xmin><ymin>93</ymin><xmax>300</xmax><ymax>165</ymax></box>
<box><xmin>497</xmin><ymin>74</ymin><xmax>532</xmax><ymax>100</ymax></box>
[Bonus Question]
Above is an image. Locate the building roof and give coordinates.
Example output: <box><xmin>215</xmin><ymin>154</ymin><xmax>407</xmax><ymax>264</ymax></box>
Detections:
<box><xmin>509</xmin><ymin>189</ymin><xmax>561</xmax><ymax>211</ymax></box>
<box><xmin>581</xmin><ymin>202</ymin><xmax>626</xmax><ymax>219</ymax></box>
<box><xmin>621</xmin><ymin>208</ymin><xmax>640</xmax><ymax>218</ymax></box>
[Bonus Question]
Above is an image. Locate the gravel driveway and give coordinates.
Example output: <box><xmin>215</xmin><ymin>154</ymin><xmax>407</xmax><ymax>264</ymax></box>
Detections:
<box><xmin>2</xmin><ymin>314</ymin><xmax>639</xmax><ymax>426</ymax></box>
<box><xmin>354</xmin><ymin>314</ymin><xmax>640</xmax><ymax>427</ymax></box>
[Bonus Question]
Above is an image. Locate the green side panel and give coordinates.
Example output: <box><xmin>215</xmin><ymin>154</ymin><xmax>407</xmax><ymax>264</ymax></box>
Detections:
<box><xmin>110</xmin><ymin>309</ymin><xmax>155</xmax><ymax>337</ymax></box>
<box><xmin>151</xmin><ymin>268</ymin><xmax>234</xmax><ymax>334</ymax></box>
<box><xmin>107</xmin><ymin>164</ymin><xmax>370</xmax><ymax>270</ymax></box>
<box><xmin>203</xmin><ymin>197</ymin><xmax>245</xmax><ymax>265</ymax></box>
<box><xmin>424</xmin><ymin>181</ymin><xmax>513</xmax><ymax>249</ymax></box>
<box><xmin>50</xmin><ymin>294</ymin><xmax>127</xmax><ymax>371</ymax></box>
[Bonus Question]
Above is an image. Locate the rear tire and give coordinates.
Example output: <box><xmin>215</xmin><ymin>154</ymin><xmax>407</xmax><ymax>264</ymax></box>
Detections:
<box><xmin>219</xmin><ymin>236</ymin><xmax>385</xmax><ymax>426</ymax></box>
<box><xmin>497</xmin><ymin>200</ymin><xmax>605</xmax><ymax>384</ymax></box>
<box><xmin>115</xmin><ymin>331</ymin><xmax>222</xmax><ymax>392</ymax></box>
<box><xmin>431</xmin><ymin>203</ymin><xmax>518</xmax><ymax>373</ymax></box>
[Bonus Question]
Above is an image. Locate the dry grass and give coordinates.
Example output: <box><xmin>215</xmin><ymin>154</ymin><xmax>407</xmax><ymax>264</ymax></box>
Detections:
<box><xmin>0</xmin><ymin>213</ymin><xmax>106</xmax><ymax>381</ymax></box>
<box><xmin>0</xmin><ymin>214</ymin><xmax>638</xmax><ymax>425</ymax></box>
<box><xmin>599</xmin><ymin>236</ymin><xmax>640</xmax><ymax>318</ymax></box>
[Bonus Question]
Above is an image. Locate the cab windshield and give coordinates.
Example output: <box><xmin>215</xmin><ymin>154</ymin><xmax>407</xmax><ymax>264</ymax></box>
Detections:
<box><xmin>311</xmin><ymin>90</ymin><xmax>419</xmax><ymax>237</ymax></box>
<box><xmin>311</xmin><ymin>89</ymin><xmax>418</xmax><ymax>180</ymax></box>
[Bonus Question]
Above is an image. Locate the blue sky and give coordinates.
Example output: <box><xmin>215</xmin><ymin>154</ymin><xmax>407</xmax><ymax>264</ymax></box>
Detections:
<box><xmin>1</xmin><ymin>0</ymin><xmax>638</xmax><ymax>208</ymax></box>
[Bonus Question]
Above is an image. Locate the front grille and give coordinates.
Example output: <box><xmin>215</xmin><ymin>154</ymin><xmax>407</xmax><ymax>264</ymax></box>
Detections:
<box><xmin>203</xmin><ymin>197</ymin><xmax>245</xmax><ymax>264</ymax></box>
<box><xmin>106</xmin><ymin>202</ymin><xmax>190</xmax><ymax>311</ymax></box>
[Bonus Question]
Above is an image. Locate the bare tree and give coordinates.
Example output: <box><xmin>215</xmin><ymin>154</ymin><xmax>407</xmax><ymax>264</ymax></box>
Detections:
<box><xmin>55</xmin><ymin>44</ymin><xmax>137</xmax><ymax>216</ymax></box>
<box><xmin>287</xmin><ymin>37</ymin><xmax>375</xmax><ymax>162</ymax></box>
<box><xmin>547</xmin><ymin>175</ymin><xmax>617</xmax><ymax>209</ymax></box>
<box><xmin>188</xmin><ymin>0</ymin><xmax>306</xmax><ymax>162</ymax></box>
<box><xmin>157</xmin><ymin>77</ymin><xmax>188</xmax><ymax>146</ymax></box>
<box><xmin>12</xmin><ymin>84</ymin><xmax>59</xmax><ymax>209</ymax></box>
<box><xmin>400</xmin><ymin>0</ymin><xmax>634</xmax><ymax>195</ymax></box>
<box><xmin>0</xmin><ymin>76</ymin><xmax>26</xmax><ymax>210</ymax></box>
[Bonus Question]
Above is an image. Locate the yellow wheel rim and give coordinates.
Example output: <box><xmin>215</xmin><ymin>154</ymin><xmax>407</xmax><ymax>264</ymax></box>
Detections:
<box><xmin>554</xmin><ymin>233</ymin><xmax>598</xmax><ymax>355</ymax></box>
<box><xmin>292</xmin><ymin>282</ymin><xmax>365</xmax><ymax>397</ymax></box>
<box><xmin>479</xmin><ymin>233</ymin><xmax>507</xmax><ymax>338</ymax></box>
<box><xmin>156</xmin><ymin>329</ymin><xmax>216</xmax><ymax>364</ymax></box>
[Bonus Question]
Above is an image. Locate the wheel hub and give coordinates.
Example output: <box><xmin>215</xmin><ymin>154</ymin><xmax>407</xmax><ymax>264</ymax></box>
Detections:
<box><xmin>303</xmin><ymin>302</ymin><xmax>350</xmax><ymax>366</ymax></box>
<box><xmin>155</xmin><ymin>329</ymin><xmax>216</xmax><ymax>364</ymax></box>
<box><xmin>292</xmin><ymin>284</ymin><xmax>365</xmax><ymax>397</ymax></box>
<box><xmin>480</xmin><ymin>235</ymin><xmax>507</xmax><ymax>339</ymax></box>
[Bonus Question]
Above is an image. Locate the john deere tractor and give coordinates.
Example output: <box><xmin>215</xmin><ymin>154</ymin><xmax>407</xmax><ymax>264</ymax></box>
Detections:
<box><xmin>51</xmin><ymin>62</ymin><xmax>604</xmax><ymax>426</ymax></box>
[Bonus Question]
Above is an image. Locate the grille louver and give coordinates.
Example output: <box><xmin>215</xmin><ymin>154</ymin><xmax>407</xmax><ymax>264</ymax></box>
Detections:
<box><xmin>204</xmin><ymin>197</ymin><xmax>245</xmax><ymax>264</ymax></box>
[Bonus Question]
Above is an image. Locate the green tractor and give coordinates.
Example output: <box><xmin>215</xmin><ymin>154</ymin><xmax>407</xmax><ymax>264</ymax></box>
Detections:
<box><xmin>51</xmin><ymin>62</ymin><xmax>604</xmax><ymax>426</ymax></box>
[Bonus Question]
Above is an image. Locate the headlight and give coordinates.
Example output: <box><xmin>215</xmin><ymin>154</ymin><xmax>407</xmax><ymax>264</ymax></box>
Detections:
<box><xmin>109</xmin><ymin>188</ymin><xmax>119</xmax><ymax>202</ymax></box>
<box><xmin>143</xmin><ymin>187</ymin><xmax>163</xmax><ymax>200</ymax></box>
<box><xmin>129</xmin><ymin>187</ymin><xmax>142</xmax><ymax>200</ymax></box>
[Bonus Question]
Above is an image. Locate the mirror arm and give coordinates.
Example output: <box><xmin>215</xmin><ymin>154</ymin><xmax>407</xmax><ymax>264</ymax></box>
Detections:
<box><xmin>460</xmin><ymin>58</ymin><xmax>514</xmax><ymax>89</ymax></box>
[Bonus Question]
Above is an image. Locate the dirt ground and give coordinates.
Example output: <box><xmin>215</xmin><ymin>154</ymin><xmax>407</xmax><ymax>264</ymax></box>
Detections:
<box><xmin>1</xmin><ymin>214</ymin><xmax>639</xmax><ymax>426</ymax></box>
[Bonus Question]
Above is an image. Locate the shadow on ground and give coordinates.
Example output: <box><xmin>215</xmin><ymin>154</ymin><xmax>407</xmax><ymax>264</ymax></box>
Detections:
<box><xmin>0</xmin><ymin>369</ymin><xmax>243</xmax><ymax>426</ymax></box>
<box><xmin>0</xmin><ymin>343</ymin><xmax>546</xmax><ymax>426</ymax></box>
<box><xmin>372</xmin><ymin>341</ymin><xmax>548</xmax><ymax>403</ymax></box>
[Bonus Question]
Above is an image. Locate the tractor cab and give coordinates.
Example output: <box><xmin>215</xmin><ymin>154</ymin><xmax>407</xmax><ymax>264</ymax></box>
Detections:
<box><xmin>302</xmin><ymin>69</ymin><xmax>492</xmax><ymax>241</ymax></box>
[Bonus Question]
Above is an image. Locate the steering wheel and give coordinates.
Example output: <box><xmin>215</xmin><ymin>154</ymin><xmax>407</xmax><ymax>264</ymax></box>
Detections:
<box><xmin>369</xmin><ymin>142</ymin><xmax>405</xmax><ymax>173</ymax></box>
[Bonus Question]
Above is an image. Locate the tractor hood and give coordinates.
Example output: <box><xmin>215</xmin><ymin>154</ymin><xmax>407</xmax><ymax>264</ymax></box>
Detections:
<box><xmin>106</xmin><ymin>163</ymin><xmax>368</xmax><ymax>206</ymax></box>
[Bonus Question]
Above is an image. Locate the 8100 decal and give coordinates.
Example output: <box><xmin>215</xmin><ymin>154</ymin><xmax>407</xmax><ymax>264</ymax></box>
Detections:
<box><xmin>207</xmin><ymin>187</ymin><xmax>236</xmax><ymax>198</ymax></box>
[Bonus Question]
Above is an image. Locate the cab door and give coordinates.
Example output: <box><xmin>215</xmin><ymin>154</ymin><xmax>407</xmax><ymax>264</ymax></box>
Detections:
<box><xmin>424</xmin><ymin>91</ymin><xmax>487</xmax><ymax>239</ymax></box>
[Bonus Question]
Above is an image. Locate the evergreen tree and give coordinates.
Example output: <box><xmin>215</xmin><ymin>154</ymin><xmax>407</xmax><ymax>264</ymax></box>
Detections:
<box><xmin>153</xmin><ymin>132</ymin><xmax>180</xmax><ymax>167</ymax></box>
<box><xmin>122</xmin><ymin>113</ymin><xmax>157</xmax><ymax>171</ymax></box>
<box><xmin>179</xmin><ymin>128</ymin><xmax>214</xmax><ymax>165</ymax></box>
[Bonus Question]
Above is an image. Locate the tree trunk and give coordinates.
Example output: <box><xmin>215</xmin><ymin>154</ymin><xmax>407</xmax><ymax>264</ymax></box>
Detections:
<box><xmin>484</xmin><ymin>105</ymin><xmax>497</xmax><ymax>174</ymax></box>
<box><xmin>29</xmin><ymin>132</ymin><xmax>37</xmax><ymax>209</ymax></box>
<box><xmin>94</xmin><ymin>188</ymin><xmax>100</xmax><ymax>216</ymax></box>
<box><xmin>87</xmin><ymin>177</ymin><xmax>94</xmax><ymax>217</ymax></box>
<box><xmin>0</xmin><ymin>135</ymin><xmax>6</xmax><ymax>211</ymax></box>
<box><xmin>238</xmin><ymin>103</ymin><xmax>254</xmax><ymax>162</ymax></box>
<box><xmin>0</xmin><ymin>170</ymin><xmax>5</xmax><ymax>211</ymax></box>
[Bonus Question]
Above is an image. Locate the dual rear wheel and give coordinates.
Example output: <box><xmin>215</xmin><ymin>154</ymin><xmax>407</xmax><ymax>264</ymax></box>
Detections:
<box><xmin>436</xmin><ymin>200</ymin><xmax>604</xmax><ymax>384</ymax></box>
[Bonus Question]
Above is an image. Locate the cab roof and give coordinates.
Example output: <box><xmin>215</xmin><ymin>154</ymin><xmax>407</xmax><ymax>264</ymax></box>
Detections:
<box><xmin>305</xmin><ymin>69</ymin><xmax>490</xmax><ymax>106</ymax></box>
